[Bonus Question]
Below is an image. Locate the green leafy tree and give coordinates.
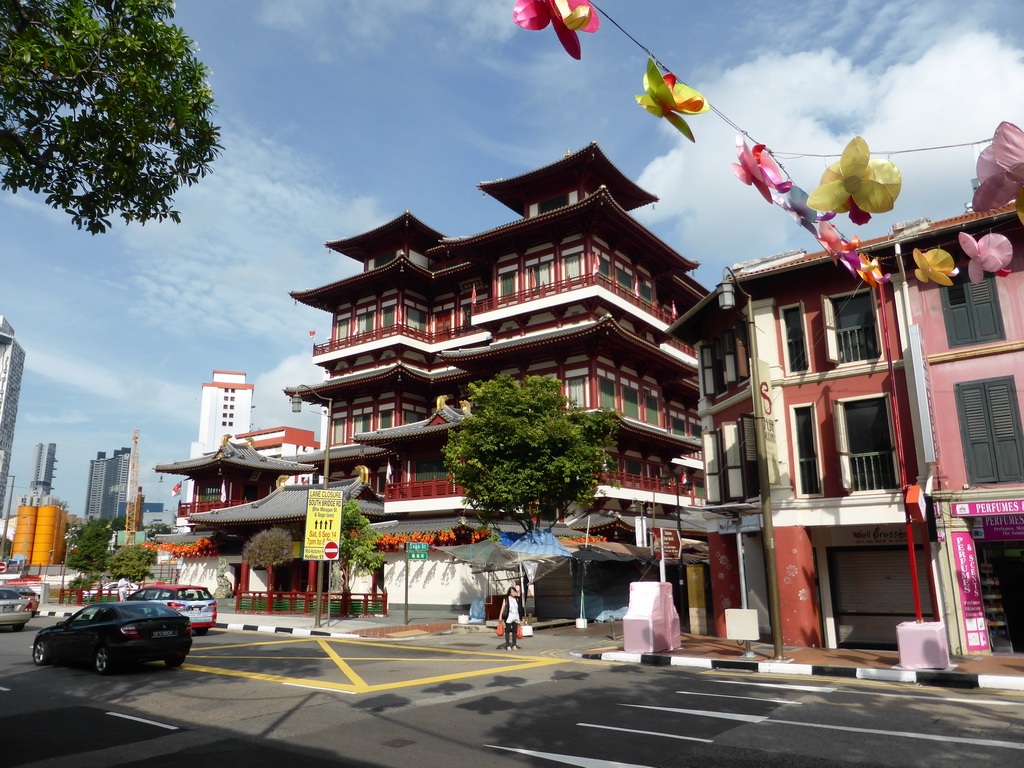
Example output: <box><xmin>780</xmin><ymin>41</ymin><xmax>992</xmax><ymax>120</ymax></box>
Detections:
<box><xmin>337</xmin><ymin>499</ymin><xmax>382</xmax><ymax>591</ymax></box>
<box><xmin>1</xmin><ymin>0</ymin><xmax>220</xmax><ymax>233</ymax></box>
<box><xmin>146</xmin><ymin>521</ymin><xmax>173</xmax><ymax>540</ymax></box>
<box><xmin>242</xmin><ymin>527</ymin><xmax>293</xmax><ymax>590</ymax></box>
<box><xmin>108</xmin><ymin>543</ymin><xmax>155</xmax><ymax>583</ymax></box>
<box><xmin>109</xmin><ymin>514</ymin><xmax>126</xmax><ymax>532</ymax></box>
<box><xmin>443</xmin><ymin>375</ymin><xmax>619</xmax><ymax>530</ymax></box>
<box><xmin>65</xmin><ymin>518</ymin><xmax>111</xmax><ymax>578</ymax></box>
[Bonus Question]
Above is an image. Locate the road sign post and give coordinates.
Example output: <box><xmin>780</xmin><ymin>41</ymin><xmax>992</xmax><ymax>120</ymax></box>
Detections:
<box><xmin>404</xmin><ymin>542</ymin><xmax>430</xmax><ymax>624</ymax></box>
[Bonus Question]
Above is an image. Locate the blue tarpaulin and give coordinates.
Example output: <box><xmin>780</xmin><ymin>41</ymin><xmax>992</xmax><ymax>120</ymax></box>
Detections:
<box><xmin>504</xmin><ymin>529</ymin><xmax>572</xmax><ymax>558</ymax></box>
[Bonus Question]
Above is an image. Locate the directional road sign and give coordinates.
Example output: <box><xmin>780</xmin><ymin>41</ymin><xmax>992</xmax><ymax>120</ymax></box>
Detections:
<box><xmin>407</xmin><ymin>542</ymin><xmax>429</xmax><ymax>560</ymax></box>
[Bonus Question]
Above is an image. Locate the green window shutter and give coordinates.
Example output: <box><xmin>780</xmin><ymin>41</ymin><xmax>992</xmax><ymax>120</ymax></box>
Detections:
<box><xmin>942</xmin><ymin>273</ymin><xmax>1004</xmax><ymax>347</ymax></box>
<box><xmin>957</xmin><ymin>377</ymin><xmax>1024</xmax><ymax>484</ymax></box>
<box><xmin>599</xmin><ymin>378</ymin><xmax>616</xmax><ymax>409</ymax></box>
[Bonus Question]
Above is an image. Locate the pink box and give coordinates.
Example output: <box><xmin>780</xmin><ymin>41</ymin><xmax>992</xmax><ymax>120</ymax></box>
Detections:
<box><xmin>622</xmin><ymin>582</ymin><xmax>680</xmax><ymax>653</ymax></box>
<box><xmin>896</xmin><ymin>621</ymin><xmax>951</xmax><ymax>670</ymax></box>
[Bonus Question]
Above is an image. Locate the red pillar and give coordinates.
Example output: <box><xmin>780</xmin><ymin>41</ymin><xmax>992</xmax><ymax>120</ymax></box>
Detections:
<box><xmin>307</xmin><ymin>560</ymin><xmax>317</xmax><ymax>593</ymax></box>
<box><xmin>240</xmin><ymin>561</ymin><xmax>251</xmax><ymax>592</ymax></box>
<box><xmin>706</xmin><ymin>530</ymin><xmax>742</xmax><ymax>638</ymax></box>
<box><xmin>774</xmin><ymin>525</ymin><xmax>822</xmax><ymax>648</ymax></box>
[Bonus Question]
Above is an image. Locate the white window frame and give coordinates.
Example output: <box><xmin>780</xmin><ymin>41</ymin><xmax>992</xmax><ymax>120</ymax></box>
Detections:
<box><xmin>790</xmin><ymin>403</ymin><xmax>822</xmax><ymax>497</ymax></box>
<box><xmin>833</xmin><ymin>395</ymin><xmax>897</xmax><ymax>492</ymax></box>
<box><xmin>780</xmin><ymin>301</ymin><xmax>809</xmax><ymax>374</ymax></box>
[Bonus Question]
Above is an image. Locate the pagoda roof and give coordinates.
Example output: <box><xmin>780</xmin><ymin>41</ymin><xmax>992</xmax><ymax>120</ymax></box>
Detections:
<box><xmin>427</xmin><ymin>186</ymin><xmax>698</xmax><ymax>272</ymax></box>
<box><xmin>615</xmin><ymin>418</ymin><xmax>703</xmax><ymax>452</ymax></box>
<box><xmin>440</xmin><ymin>315</ymin><xmax>695</xmax><ymax>375</ymax></box>
<box><xmin>154</xmin><ymin>441</ymin><xmax>315</xmax><ymax>477</ymax></box>
<box><xmin>478</xmin><ymin>143</ymin><xmax>658</xmax><ymax>214</ymax></box>
<box><xmin>325</xmin><ymin>211</ymin><xmax>445</xmax><ymax>260</ymax></box>
<box><xmin>355</xmin><ymin>405</ymin><xmax>467</xmax><ymax>446</ymax></box>
<box><xmin>289</xmin><ymin>254</ymin><xmax>476</xmax><ymax>311</ymax></box>
<box><xmin>373</xmin><ymin>515</ymin><xmax>582</xmax><ymax>538</ymax></box>
<box><xmin>189</xmin><ymin>479</ymin><xmax>385</xmax><ymax>527</ymax></box>
<box><xmin>286</xmin><ymin>362</ymin><xmax>469</xmax><ymax>404</ymax></box>
<box><xmin>299</xmin><ymin>444</ymin><xmax>390</xmax><ymax>467</ymax></box>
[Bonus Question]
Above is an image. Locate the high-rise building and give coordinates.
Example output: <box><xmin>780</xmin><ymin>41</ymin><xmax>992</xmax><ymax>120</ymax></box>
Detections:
<box><xmin>190</xmin><ymin>371</ymin><xmax>254</xmax><ymax>459</ymax></box>
<box><xmin>0</xmin><ymin>316</ymin><xmax>26</xmax><ymax>515</ymax></box>
<box><xmin>30</xmin><ymin>442</ymin><xmax>57</xmax><ymax>496</ymax></box>
<box><xmin>84</xmin><ymin>448</ymin><xmax>131</xmax><ymax>521</ymax></box>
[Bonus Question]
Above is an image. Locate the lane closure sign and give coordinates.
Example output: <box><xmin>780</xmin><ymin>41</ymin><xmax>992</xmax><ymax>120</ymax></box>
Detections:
<box><xmin>303</xmin><ymin>488</ymin><xmax>345</xmax><ymax>561</ymax></box>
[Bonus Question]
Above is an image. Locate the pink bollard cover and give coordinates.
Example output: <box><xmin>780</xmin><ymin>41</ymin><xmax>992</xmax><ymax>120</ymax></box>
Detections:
<box><xmin>622</xmin><ymin>581</ymin><xmax>680</xmax><ymax>653</ymax></box>
<box><xmin>896</xmin><ymin>621</ymin><xmax>951</xmax><ymax>670</ymax></box>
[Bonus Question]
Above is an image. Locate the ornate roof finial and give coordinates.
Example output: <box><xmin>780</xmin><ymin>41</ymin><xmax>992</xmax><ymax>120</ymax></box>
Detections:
<box><xmin>354</xmin><ymin>464</ymin><xmax>369</xmax><ymax>484</ymax></box>
<box><xmin>436</xmin><ymin>394</ymin><xmax>450</xmax><ymax>411</ymax></box>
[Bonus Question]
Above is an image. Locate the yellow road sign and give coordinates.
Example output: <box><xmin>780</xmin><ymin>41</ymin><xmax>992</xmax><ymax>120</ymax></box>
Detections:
<box><xmin>304</xmin><ymin>488</ymin><xmax>345</xmax><ymax>560</ymax></box>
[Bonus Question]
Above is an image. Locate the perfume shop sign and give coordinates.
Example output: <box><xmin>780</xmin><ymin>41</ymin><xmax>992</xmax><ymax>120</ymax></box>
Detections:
<box><xmin>972</xmin><ymin>514</ymin><xmax>1024</xmax><ymax>542</ymax></box>
<box><xmin>952</xmin><ymin>498</ymin><xmax>1024</xmax><ymax>517</ymax></box>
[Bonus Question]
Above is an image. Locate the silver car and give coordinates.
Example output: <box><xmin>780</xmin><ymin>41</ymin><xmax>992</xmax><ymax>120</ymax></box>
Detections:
<box><xmin>0</xmin><ymin>587</ymin><xmax>32</xmax><ymax>631</ymax></box>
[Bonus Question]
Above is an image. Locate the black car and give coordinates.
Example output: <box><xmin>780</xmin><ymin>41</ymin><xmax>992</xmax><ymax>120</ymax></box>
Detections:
<box><xmin>32</xmin><ymin>601</ymin><xmax>192</xmax><ymax>674</ymax></box>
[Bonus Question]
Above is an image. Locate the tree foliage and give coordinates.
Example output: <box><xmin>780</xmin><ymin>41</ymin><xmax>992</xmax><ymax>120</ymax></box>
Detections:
<box><xmin>337</xmin><ymin>499</ymin><xmax>382</xmax><ymax>590</ymax></box>
<box><xmin>443</xmin><ymin>375</ymin><xmax>619</xmax><ymax>529</ymax></box>
<box><xmin>0</xmin><ymin>0</ymin><xmax>220</xmax><ymax>233</ymax></box>
<box><xmin>145</xmin><ymin>520</ymin><xmax>173</xmax><ymax>539</ymax></box>
<box><xmin>242</xmin><ymin>527</ymin><xmax>293</xmax><ymax>571</ymax></box>
<box><xmin>65</xmin><ymin>518</ymin><xmax>111</xmax><ymax>576</ymax></box>
<box><xmin>108</xmin><ymin>543</ymin><xmax>155</xmax><ymax>583</ymax></box>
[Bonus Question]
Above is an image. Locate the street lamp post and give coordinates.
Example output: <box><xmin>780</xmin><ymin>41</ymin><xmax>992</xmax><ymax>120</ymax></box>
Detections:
<box><xmin>718</xmin><ymin>268</ymin><xmax>786</xmax><ymax>661</ymax></box>
<box><xmin>291</xmin><ymin>386</ymin><xmax>334</xmax><ymax>629</ymax></box>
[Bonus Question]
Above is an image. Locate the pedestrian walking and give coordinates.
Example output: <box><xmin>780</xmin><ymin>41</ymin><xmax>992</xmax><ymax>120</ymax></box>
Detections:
<box><xmin>499</xmin><ymin>585</ymin><xmax>523</xmax><ymax>650</ymax></box>
<box><xmin>116</xmin><ymin>577</ymin><xmax>131</xmax><ymax>602</ymax></box>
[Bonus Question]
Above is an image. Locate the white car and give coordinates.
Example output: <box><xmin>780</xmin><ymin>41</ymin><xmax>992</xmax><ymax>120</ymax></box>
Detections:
<box><xmin>0</xmin><ymin>587</ymin><xmax>32</xmax><ymax>631</ymax></box>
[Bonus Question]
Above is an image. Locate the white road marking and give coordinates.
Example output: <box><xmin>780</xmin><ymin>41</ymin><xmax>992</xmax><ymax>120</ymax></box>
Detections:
<box><xmin>488</xmin><ymin>745</ymin><xmax>655</xmax><ymax>768</ymax></box>
<box><xmin>623</xmin><ymin>704</ymin><xmax>768</xmax><ymax>723</ymax></box>
<box><xmin>578</xmin><ymin>722</ymin><xmax>713</xmax><ymax>743</ymax></box>
<box><xmin>282</xmin><ymin>683</ymin><xmax>357</xmax><ymax>694</ymax></box>
<box><xmin>767</xmin><ymin>719</ymin><xmax>1024</xmax><ymax>750</ymax></box>
<box><xmin>0</xmin><ymin>686</ymin><xmax>10</xmax><ymax>692</ymax></box>
<box><xmin>713</xmin><ymin>680</ymin><xmax>837</xmax><ymax>693</ymax></box>
<box><xmin>106</xmin><ymin>712</ymin><xmax>179</xmax><ymax>730</ymax></box>
<box><xmin>832</xmin><ymin>689</ymin><xmax>1024</xmax><ymax>706</ymax></box>
<box><xmin>675</xmin><ymin>689</ymin><xmax>801</xmax><ymax>705</ymax></box>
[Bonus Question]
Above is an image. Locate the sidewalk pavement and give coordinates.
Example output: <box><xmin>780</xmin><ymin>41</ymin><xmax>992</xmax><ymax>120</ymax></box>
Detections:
<box><xmin>38</xmin><ymin>605</ymin><xmax>1024</xmax><ymax>693</ymax></box>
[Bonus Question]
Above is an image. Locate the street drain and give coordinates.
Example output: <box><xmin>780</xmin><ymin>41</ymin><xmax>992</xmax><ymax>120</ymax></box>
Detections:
<box><xmin>382</xmin><ymin>739</ymin><xmax>415</xmax><ymax>748</ymax></box>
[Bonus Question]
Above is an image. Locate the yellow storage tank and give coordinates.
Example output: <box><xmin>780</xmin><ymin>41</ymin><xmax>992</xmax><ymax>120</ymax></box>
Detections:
<box><xmin>32</xmin><ymin>505</ymin><xmax>64</xmax><ymax>565</ymax></box>
<box><xmin>12</xmin><ymin>505</ymin><xmax>38</xmax><ymax>561</ymax></box>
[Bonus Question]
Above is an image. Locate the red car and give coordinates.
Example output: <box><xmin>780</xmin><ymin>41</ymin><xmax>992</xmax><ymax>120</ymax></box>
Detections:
<box><xmin>126</xmin><ymin>584</ymin><xmax>217</xmax><ymax>634</ymax></box>
<box><xmin>14</xmin><ymin>588</ymin><xmax>39</xmax><ymax>616</ymax></box>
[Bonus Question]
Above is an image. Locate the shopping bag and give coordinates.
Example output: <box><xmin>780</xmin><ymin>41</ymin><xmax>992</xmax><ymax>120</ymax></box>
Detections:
<box><xmin>496</xmin><ymin>620</ymin><xmax>504</xmax><ymax>637</ymax></box>
<box><xmin>517</xmin><ymin>624</ymin><xmax>524</xmax><ymax>639</ymax></box>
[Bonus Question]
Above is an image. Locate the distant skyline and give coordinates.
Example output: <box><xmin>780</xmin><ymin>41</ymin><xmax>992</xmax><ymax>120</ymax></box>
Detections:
<box><xmin>2</xmin><ymin>0</ymin><xmax>1022</xmax><ymax>517</ymax></box>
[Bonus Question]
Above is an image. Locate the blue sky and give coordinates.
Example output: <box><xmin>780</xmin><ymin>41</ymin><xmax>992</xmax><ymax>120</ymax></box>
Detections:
<box><xmin>3</xmin><ymin>0</ymin><xmax>1022</xmax><ymax>518</ymax></box>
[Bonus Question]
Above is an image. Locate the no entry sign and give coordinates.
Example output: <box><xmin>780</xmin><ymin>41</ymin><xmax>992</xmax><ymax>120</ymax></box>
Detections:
<box><xmin>323</xmin><ymin>541</ymin><xmax>339</xmax><ymax>560</ymax></box>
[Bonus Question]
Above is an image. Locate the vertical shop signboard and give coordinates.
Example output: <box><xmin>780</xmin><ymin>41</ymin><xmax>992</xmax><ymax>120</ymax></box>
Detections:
<box><xmin>951</xmin><ymin>531</ymin><xmax>990</xmax><ymax>652</ymax></box>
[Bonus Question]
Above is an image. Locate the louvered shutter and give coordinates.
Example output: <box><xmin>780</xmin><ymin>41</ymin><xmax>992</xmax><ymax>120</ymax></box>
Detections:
<box><xmin>703</xmin><ymin>430</ymin><xmax>722</xmax><ymax>503</ymax></box>
<box><xmin>823</xmin><ymin>296</ymin><xmax>839</xmax><ymax>362</ymax></box>
<box><xmin>958</xmin><ymin>378</ymin><xmax>1024</xmax><ymax>484</ymax></box>
<box><xmin>833</xmin><ymin>401</ymin><xmax>853</xmax><ymax>490</ymax></box>
<box><xmin>739</xmin><ymin>415</ymin><xmax>760</xmax><ymax>498</ymax></box>
<box><xmin>722</xmin><ymin>422</ymin><xmax>743</xmax><ymax>501</ymax></box>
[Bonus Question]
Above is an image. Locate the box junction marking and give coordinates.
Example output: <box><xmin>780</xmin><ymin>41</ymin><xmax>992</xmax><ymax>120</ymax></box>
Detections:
<box><xmin>183</xmin><ymin>634</ymin><xmax>566</xmax><ymax>693</ymax></box>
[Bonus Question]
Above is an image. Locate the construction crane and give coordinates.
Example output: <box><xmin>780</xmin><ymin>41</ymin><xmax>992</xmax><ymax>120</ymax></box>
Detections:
<box><xmin>125</xmin><ymin>429</ymin><xmax>143</xmax><ymax>545</ymax></box>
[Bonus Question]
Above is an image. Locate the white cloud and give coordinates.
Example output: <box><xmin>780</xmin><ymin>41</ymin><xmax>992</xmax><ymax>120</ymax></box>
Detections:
<box><xmin>117</xmin><ymin>124</ymin><xmax>382</xmax><ymax>348</ymax></box>
<box><xmin>635</xmin><ymin>30</ymin><xmax>1024</xmax><ymax>286</ymax></box>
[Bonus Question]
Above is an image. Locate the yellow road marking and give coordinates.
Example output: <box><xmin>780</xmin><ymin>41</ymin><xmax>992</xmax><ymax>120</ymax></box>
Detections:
<box><xmin>316</xmin><ymin>638</ymin><xmax>369</xmax><ymax>691</ymax></box>
<box><xmin>184</xmin><ymin>635</ymin><xmax>569</xmax><ymax>693</ymax></box>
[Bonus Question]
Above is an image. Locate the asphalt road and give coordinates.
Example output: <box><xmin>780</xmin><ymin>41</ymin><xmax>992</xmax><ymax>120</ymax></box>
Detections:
<box><xmin>5</xmin><ymin>616</ymin><xmax>1024</xmax><ymax>768</ymax></box>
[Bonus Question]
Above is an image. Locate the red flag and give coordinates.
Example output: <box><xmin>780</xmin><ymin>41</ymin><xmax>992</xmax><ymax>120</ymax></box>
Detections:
<box><xmin>171</xmin><ymin>482</ymin><xmax>182</xmax><ymax>497</ymax></box>
<box><xmin>471</xmin><ymin>283</ymin><xmax>477</xmax><ymax>304</ymax></box>
<box><xmin>385</xmin><ymin>462</ymin><xmax>393</xmax><ymax>483</ymax></box>
<box><xmin>671</xmin><ymin>300</ymin><xmax>677</xmax><ymax>319</ymax></box>
<box><xmin>309</xmin><ymin>330</ymin><xmax>316</xmax><ymax>338</ymax></box>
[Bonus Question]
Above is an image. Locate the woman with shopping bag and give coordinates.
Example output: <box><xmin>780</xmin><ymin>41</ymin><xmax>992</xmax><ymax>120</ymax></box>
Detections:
<box><xmin>498</xmin><ymin>585</ymin><xmax>523</xmax><ymax>650</ymax></box>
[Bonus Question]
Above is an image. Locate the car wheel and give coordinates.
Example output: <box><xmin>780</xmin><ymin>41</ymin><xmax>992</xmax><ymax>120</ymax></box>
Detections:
<box><xmin>165</xmin><ymin>655</ymin><xmax>186</xmax><ymax>668</ymax></box>
<box><xmin>193</xmin><ymin>627</ymin><xmax>209</xmax><ymax>636</ymax></box>
<box><xmin>33</xmin><ymin>639</ymin><xmax>52</xmax><ymax>666</ymax></box>
<box><xmin>93</xmin><ymin>645</ymin><xmax>115</xmax><ymax>675</ymax></box>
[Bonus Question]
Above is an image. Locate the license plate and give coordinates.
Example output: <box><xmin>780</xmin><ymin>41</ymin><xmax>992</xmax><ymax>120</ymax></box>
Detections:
<box><xmin>1</xmin><ymin>605</ymin><xmax>13</xmax><ymax>612</ymax></box>
<box><xmin>152</xmin><ymin>630</ymin><xmax>177</xmax><ymax>637</ymax></box>
<box><xmin>189</xmin><ymin>606</ymin><xmax>203</xmax><ymax>613</ymax></box>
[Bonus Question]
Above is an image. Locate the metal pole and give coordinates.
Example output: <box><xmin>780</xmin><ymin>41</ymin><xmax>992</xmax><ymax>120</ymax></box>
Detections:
<box><xmin>729</xmin><ymin>269</ymin><xmax>785</xmax><ymax>661</ymax></box>
<box><xmin>876</xmin><ymin>275</ymin><xmax>922</xmax><ymax>622</ymax></box>
<box><xmin>302</xmin><ymin>387</ymin><xmax>332</xmax><ymax>630</ymax></box>
<box><xmin>1</xmin><ymin>476</ymin><xmax>13</xmax><ymax>561</ymax></box>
